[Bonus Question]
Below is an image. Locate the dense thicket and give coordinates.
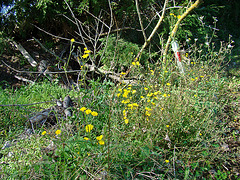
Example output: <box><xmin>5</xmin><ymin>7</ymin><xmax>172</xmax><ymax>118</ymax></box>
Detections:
<box><xmin>0</xmin><ymin>0</ymin><xmax>239</xmax><ymax>42</ymax></box>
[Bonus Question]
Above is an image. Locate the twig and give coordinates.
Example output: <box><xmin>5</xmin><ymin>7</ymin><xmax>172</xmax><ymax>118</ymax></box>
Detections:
<box><xmin>33</xmin><ymin>37</ymin><xmax>65</xmax><ymax>62</ymax></box>
<box><xmin>162</xmin><ymin>0</ymin><xmax>203</xmax><ymax>64</ymax></box>
<box><xmin>8</xmin><ymin>40</ymin><xmax>37</xmax><ymax>67</ymax></box>
<box><xmin>135</xmin><ymin>0</ymin><xmax>147</xmax><ymax>41</ymax></box>
<box><xmin>14</xmin><ymin>75</ymin><xmax>34</xmax><ymax>84</ymax></box>
<box><xmin>124</xmin><ymin>0</ymin><xmax>169</xmax><ymax>77</ymax></box>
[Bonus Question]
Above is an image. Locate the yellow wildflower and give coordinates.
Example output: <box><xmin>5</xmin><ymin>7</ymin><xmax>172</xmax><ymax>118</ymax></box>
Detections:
<box><xmin>96</xmin><ymin>135</ymin><xmax>103</xmax><ymax>141</ymax></box>
<box><xmin>71</xmin><ymin>38</ymin><xmax>75</xmax><ymax>43</ymax></box>
<box><xmin>98</xmin><ymin>140</ymin><xmax>105</xmax><ymax>145</ymax></box>
<box><xmin>124</xmin><ymin>119</ymin><xmax>129</xmax><ymax>124</ymax></box>
<box><xmin>165</xmin><ymin>160</ymin><xmax>170</xmax><ymax>163</ymax></box>
<box><xmin>55</xmin><ymin>130</ymin><xmax>61</xmax><ymax>135</ymax></box>
<box><xmin>84</xmin><ymin>50</ymin><xmax>91</xmax><ymax>54</ymax></box>
<box><xmin>85</xmin><ymin>109</ymin><xmax>92</xmax><ymax>115</ymax></box>
<box><xmin>41</xmin><ymin>131</ymin><xmax>46</xmax><ymax>135</ymax></box>
<box><xmin>132</xmin><ymin>62</ymin><xmax>136</xmax><ymax>65</ymax></box>
<box><xmin>82</xmin><ymin>54</ymin><xmax>89</xmax><ymax>58</ymax></box>
<box><xmin>85</xmin><ymin>124</ymin><xmax>93</xmax><ymax>132</ymax></box>
<box><xmin>91</xmin><ymin>111</ymin><xmax>98</xmax><ymax>116</ymax></box>
<box><xmin>136</xmin><ymin>61</ymin><xmax>140</xmax><ymax>66</ymax></box>
<box><xmin>80</xmin><ymin>107</ymin><xmax>87</xmax><ymax>112</ymax></box>
<box><xmin>84</xmin><ymin>137</ymin><xmax>89</xmax><ymax>140</ymax></box>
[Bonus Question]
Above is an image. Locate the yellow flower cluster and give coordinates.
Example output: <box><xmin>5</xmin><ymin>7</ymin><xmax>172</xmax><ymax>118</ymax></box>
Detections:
<box><xmin>132</xmin><ymin>61</ymin><xmax>140</xmax><ymax>66</ymax></box>
<box><xmin>80</xmin><ymin>107</ymin><xmax>98</xmax><ymax>116</ymax></box>
<box><xmin>170</xmin><ymin>13</ymin><xmax>181</xmax><ymax>19</ymax></box>
<box><xmin>84</xmin><ymin>125</ymin><xmax>105</xmax><ymax>145</ymax></box>
<box><xmin>117</xmin><ymin>85</ymin><xmax>140</xmax><ymax>124</ymax></box>
<box><xmin>82</xmin><ymin>47</ymin><xmax>91</xmax><ymax>58</ymax></box>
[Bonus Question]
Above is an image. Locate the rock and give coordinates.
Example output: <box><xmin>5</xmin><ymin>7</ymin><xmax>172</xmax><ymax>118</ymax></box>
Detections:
<box><xmin>63</xmin><ymin>95</ymin><xmax>73</xmax><ymax>108</ymax></box>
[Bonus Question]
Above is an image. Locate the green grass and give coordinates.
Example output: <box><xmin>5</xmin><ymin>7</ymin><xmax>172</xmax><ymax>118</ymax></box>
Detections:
<box><xmin>0</xmin><ymin>41</ymin><xmax>240</xmax><ymax>179</ymax></box>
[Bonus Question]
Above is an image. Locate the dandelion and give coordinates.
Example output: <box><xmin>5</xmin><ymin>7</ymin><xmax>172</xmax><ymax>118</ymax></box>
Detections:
<box><xmin>125</xmin><ymin>119</ymin><xmax>129</xmax><ymax>124</ymax></box>
<box><xmin>166</xmin><ymin>83</ymin><xmax>171</xmax><ymax>86</ymax></box>
<box><xmin>85</xmin><ymin>109</ymin><xmax>92</xmax><ymax>115</ymax></box>
<box><xmin>98</xmin><ymin>140</ymin><xmax>105</xmax><ymax>145</ymax></box>
<box><xmin>91</xmin><ymin>111</ymin><xmax>98</xmax><ymax>116</ymax></box>
<box><xmin>41</xmin><ymin>131</ymin><xmax>46</xmax><ymax>135</ymax></box>
<box><xmin>145</xmin><ymin>111</ymin><xmax>151</xmax><ymax>116</ymax></box>
<box><xmin>166</xmin><ymin>125</ymin><xmax>169</xmax><ymax>128</ymax></box>
<box><xmin>80</xmin><ymin>107</ymin><xmax>87</xmax><ymax>112</ymax></box>
<box><xmin>165</xmin><ymin>160</ymin><xmax>170</xmax><ymax>163</ymax></box>
<box><xmin>82</xmin><ymin>54</ymin><xmax>89</xmax><ymax>58</ymax></box>
<box><xmin>132</xmin><ymin>62</ymin><xmax>136</xmax><ymax>65</ymax></box>
<box><xmin>55</xmin><ymin>130</ymin><xmax>61</xmax><ymax>135</ymax></box>
<box><xmin>144</xmin><ymin>87</ymin><xmax>148</xmax><ymax>91</ymax></box>
<box><xmin>132</xmin><ymin>90</ymin><xmax>137</xmax><ymax>94</ymax></box>
<box><xmin>136</xmin><ymin>61</ymin><xmax>140</xmax><ymax>66</ymax></box>
<box><xmin>84</xmin><ymin>50</ymin><xmax>91</xmax><ymax>54</ymax></box>
<box><xmin>177</xmin><ymin>15</ymin><xmax>181</xmax><ymax>19</ymax></box>
<box><xmin>199</xmin><ymin>133</ymin><xmax>202</xmax><ymax>136</ymax></box>
<box><xmin>96</xmin><ymin>135</ymin><xmax>103</xmax><ymax>141</ymax></box>
<box><xmin>86</xmin><ymin>124</ymin><xmax>93</xmax><ymax>132</ymax></box>
<box><xmin>71</xmin><ymin>38</ymin><xmax>75</xmax><ymax>43</ymax></box>
<box><xmin>145</xmin><ymin>107</ymin><xmax>152</xmax><ymax>111</ymax></box>
<box><xmin>84</xmin><ymin>137</ymin><xmax>89</xmax><ymax>140</ymax></box>
<box><xmin>163</xmin><ymin>94</ymin><xmax>167</xmax><ymax>97</ymax></box>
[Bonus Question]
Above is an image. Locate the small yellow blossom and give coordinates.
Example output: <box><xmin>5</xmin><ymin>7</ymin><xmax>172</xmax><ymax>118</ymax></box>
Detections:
<box><xmin>199</xmin><ymin>133</ymin><xmax>202</xmax><ymax>136</ymax></box>
<box><xmin>55</xmin><ymin>130</ymin><xmax>61</xmax><ymax>135</ymax></box>
<box><xmin>85</xmin><ymin>109</ymin><xmax>92</xmax><ymax>115</ymax></box>
<box><xmin>124</xmin><ymin>119</ymin><xmax>129</xmax><ymax>124</ymax></box>
<box><xmin>84</xmin><ymin>137</ymin><xmax>89</xmax><ymax>140</ymax></box>
<box><xmin>185</xmin><ymin>53</ymin><xmax>189</xmax><ymax>57</ymax></box>
<box><xmin>165</xmin><ymin>160</ymin><xmax>170</xmax><ymax>163</ymax></box>
<box><xmin>132</xmin><ymin>62</ymin><xmax>136</xmax><ymax>65</ymax></box>
<box><xmin>177</xmin><ymin>15</ymin><xmax>181</xmax><ymax>19</ymax></box>
<box><xmin>80</xmin><ymin>107</ymin><xmax>87</xmax><ymax>112</ymax></box>
<box><xmin>41</xmin><ymin>131</ymin><xmax>46</xmax><ymax>135</ymax></box>
<box><xmin>120</xmin><ymin>72</ymin><xmax>126</xmax><ymax>75</ymax></box>
<box><xmin>166</xmin><ymin>83</ymin><xmax>171</xmax><ymax>86</ymax></box>
<box><xmin>132</xmin><ymin>90</ymin><xmax>136</xmax><ymax>94</ymax></box>
<box><xmin>166</xmin><ymin>125</ymin><xmax>169</xmax><ymax>128</ymax></box>
<box><xmin>84</xmin><ymin>50</ymin><xmax>91</xmax><ymax>54</ymax></box>
<box><xmin>136</xmin><ymin>61</ymin><xmax>140</xmax><ymax>66</ymax></box>
<box><xmin>145</xmin><ymin>111</ymin><xmax>151</xmax><ymax>116</ymax></box>
<box><xmin>71</xmin><ymin>38</ymin><xmax>75</xmax><ymax>43</ymax></box>
<box><xmin>163</xmin><ymin>94</ymin><xmax>167</xmax><ymax>97</ymax></box>
<box><xmin>118</xmin><ymin>88</ymin><xmax>122</xmax><ymax>92</ymax></box>
<box><xmin>144</xmin><ymin>87</ymin><xmax>148</xmax><ymax>90</ymax></box>
<box><xmin>86</xmin><ymin>124</ymin><xmax>93</xmax><ymax>132</ymax></box>
<box><xmin>98</xmin><ymin>140</ymin><xmax>105</xmax><ymax>145</ymax></box>
<box><xmin>117</xmin><ymin>93</ymin><xmax>121</xmax><ymax>97</ymax></box>
<box><xmin>91</xmin><ymin>111</ymin><xmax>98</xmax><ymax>116</ymax></box>
<box><xmin>140</xmin><ymin>96</ymin><xmax>144</xmax><ymax>98</ymax></box>
<box><xmin>82</xmin><ymin>54</ymin><xmax>89</xmax><ymax>58</ymax></box>
<box><xmin>96</xmin><ymin>135</ymin><xmax>103</xmax><ymax>141</ymax></box>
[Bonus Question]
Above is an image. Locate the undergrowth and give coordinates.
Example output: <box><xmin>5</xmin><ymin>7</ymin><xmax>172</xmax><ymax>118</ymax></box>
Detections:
<box><xmin>0</xmin><ymin>38</ymin><xmax>240</xmax><ymax>180</ymax></box>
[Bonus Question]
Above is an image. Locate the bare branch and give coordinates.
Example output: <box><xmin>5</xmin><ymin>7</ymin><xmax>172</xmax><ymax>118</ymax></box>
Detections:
<box><xmin>135</xmin><ymin>0</ymin><xmax>147</xmax><ymax>41</ymax></box>
<box><xmin>162</xmin><ymin>0</ymin><xmax>203</xmax><ymax>64</ymax></box>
